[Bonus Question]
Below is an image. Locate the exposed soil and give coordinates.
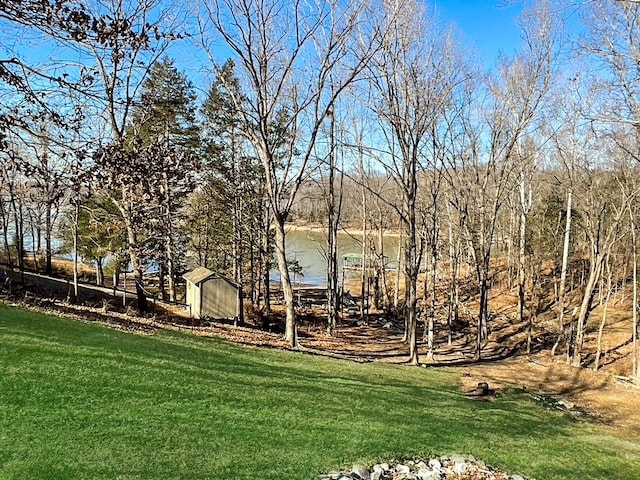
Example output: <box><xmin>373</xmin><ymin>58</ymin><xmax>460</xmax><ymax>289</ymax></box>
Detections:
<box><xmin>461</xmin><ymin>357</ymin><xmax>640</xmax><ymax>434</ymax></box>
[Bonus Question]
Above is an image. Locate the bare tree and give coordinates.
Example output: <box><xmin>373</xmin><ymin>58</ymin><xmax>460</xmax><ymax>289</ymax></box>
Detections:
<box><xmin>364</xmin><ymin>0</ymin><xmax>468</xmax><ymax>365</ymax></box>
<box><xmin>631</xmin><ymin>199</ymin><xmax>640</xmax><ymax>378</ymax></box>
<box><xmin>0</xmin><ymin>0</ymin><xmax>185</xmax><ymax>307</ymax></box>
<box><xmin>0</xmin><ymin>147</ymin><xmax>27</xmax><ymax>275</ymax></box>
<box><xmin>581</xmin><ymin>0</ymin><xmax>640</xmax><ymax>377</ymax></box>
<box><xmin>581</xmin><ymin>1</ymin><xmax>640</xmax><ymax>131</ymax></box>
<box><xmin>569</xmin><ymin>165</ymin><xmax>629</xmax><ymax>366</ymax></box>
<box><xmin>318</xmin><ymin>105</ymin><xmax>344</xmax><ymax>333</ymax></box>
<box><xmin>199</xmin><ymin>0</ymin><xmax>380</xmax><ymax>346</ymax></box>
<box><xmin>448</xmin><ymin>0</ymin><xmax>558</xmax><ymax>360</ymax></box>
<box><xmin>78</xmin><ymin>0</ymin><xmax>184</xmax><ymax>311</ymax></box>
<box><xmin>547</xmin><ymin>76</ymin><xmax>595</xmax><ymax>356</ymax></box>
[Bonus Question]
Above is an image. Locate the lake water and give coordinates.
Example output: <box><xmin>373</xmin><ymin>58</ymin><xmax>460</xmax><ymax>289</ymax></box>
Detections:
<box><xmin>272</xmin><ymin>227</ymin><xmax>400</xmax><ymax>286</ymax></box>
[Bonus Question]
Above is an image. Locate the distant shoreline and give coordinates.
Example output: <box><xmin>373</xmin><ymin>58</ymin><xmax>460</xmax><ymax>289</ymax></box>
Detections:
<box><xmin>285</xmin><ymin>223</ymin><xmax>401</xmax><ymax>238</ymax></box>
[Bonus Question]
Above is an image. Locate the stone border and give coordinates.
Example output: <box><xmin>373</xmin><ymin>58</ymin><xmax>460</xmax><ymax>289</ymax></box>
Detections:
<box><xmin>320</xmin><ymin>456</ymin><xmax>532</xmax><ymax>480</ymax></box>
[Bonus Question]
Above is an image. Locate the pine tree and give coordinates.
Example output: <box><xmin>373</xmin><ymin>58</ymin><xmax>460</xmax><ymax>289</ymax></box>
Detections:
<box><xmin>200</xmin><ymin>60</ymin><xmax>270</xmax><ymax>314</ymax></box>
<box><xmin>127</xmin><ymin>57</ymin><xmax>200</xmax><ymax>301</ymax></box>
<box><xmin>130</xmin><ymin>57</ymin><xmax>200</xmax><ymax>149</ymax></box>
<box><xmin>58</xmin><ymin>195</ymin><xmax>126</xmax><ymax>286</ymax></box>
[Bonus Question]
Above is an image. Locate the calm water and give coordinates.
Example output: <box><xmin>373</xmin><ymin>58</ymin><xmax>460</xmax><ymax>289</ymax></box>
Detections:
<box><xmin>272</xmin><ymin>228</ymin><xmax>400</xmax><ymax>286</ymax></box>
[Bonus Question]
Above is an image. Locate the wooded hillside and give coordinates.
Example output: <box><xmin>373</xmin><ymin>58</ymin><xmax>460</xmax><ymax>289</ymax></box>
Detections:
<box><xmin>0</xmin><ymin>0</ymin><xmax>639</xmax><ymax>374</ymax></box>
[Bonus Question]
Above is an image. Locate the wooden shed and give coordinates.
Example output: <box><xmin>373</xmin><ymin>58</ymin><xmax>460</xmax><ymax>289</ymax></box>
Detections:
<box><xmin>183</xmin><ymin>267</ymin><xmax>242</xmax><ymax>320</ymax></box>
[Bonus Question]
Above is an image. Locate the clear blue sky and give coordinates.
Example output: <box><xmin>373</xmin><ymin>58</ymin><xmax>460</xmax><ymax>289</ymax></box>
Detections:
<box><xmin>435</xmin><ymin>0</ymin><xmax>525</xmax><ymax>66</ymax></box>
<box><xmin>176</xmin><ymin>1</ymin><xmax>529</xmax><ymax>93</ymax></box>
<box><xmin>0</xmin><ymin>0</ymin><xmax>545</xmax><ymax>98</ymax></box>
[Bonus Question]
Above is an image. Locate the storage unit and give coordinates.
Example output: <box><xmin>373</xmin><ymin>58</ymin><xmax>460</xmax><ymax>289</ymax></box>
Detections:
<box><xmin>183</xmin><ymin>267</ymin><xmax>241</xmax><ymax>320</ymax></box>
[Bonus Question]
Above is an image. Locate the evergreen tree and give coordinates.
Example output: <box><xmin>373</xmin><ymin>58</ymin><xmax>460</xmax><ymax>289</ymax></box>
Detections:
<box><xmin>130</xmin><ymin>57</ymin><xmax>200</xmax><ymax>149</ymax></box>
<box><xmin>200</xmin><ymin>60</ymin><xmax>271</xmax><ymax>313</ymax></box>
<box><xmin>58</xmin><ymin>195</ymin><xmax>126</xmax><ymax>286</ymax></box>
<box><xmin>126</xmin><ymin>57</ymin><xmax>200</xmax><ymax>301</ymax></box>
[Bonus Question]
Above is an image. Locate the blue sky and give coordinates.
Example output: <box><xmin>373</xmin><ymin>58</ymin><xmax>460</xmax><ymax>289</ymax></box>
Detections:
<box><xmin>0</xmin><ymin>0</ymin><xmax>563</xmax><ymax>101</ymax></box>
<box><xmin>435</xmin><ymin>0</ymin><xmax>525</xmax><ymax>65</ymax></box>
<box><xmin>177</xmin><ymin>1</ymin><xmax>530</xmax><ymax>93</ymax></box>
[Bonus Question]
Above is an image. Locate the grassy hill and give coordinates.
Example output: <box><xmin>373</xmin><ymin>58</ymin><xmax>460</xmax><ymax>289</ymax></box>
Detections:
<box><xmin>1</xmin><ymin>303</ymin><xmax>639</xmax><ymax>479</ymax></box>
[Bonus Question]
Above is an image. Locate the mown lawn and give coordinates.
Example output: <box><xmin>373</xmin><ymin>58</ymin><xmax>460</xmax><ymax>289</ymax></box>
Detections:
<box><xmin>0</xmin><ymin>303</ymin><xmax>638</xmax><ymax>480</ymax></box>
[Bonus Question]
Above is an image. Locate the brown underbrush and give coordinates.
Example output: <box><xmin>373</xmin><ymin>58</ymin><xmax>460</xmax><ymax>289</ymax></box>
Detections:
<box><xmin>1</xmin><ymin>255</ymin><xmax>639</xmax><ymax>433</ymax></box>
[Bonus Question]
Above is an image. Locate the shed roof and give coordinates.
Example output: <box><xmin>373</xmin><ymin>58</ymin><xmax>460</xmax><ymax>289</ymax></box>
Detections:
<box><xmin>183</xmin><ymin>266</ymin><xmax>215</xmax><ymax>285</ymax></box>
<box><xmin>183</xmin><ymin>267</ymin><xmax>240</xmax><ymax>289</ymax></box>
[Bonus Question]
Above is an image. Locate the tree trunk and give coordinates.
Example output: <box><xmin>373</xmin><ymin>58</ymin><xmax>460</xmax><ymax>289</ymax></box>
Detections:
<box><xmin>378</xmin><ymin>211</ymin><xmax>389</xmax><ymax>311</ymax></box>
<box><xmin>96</xmin><ymin>257</ymin><xmax>105</xmax><ymax>286</ymax></box>
<box><xmin>249</xmin><ymin>235</ymin><xmax>257</xmax><ymax>306</ymax></box>
<box><xmin>552</xmin><ymin>189</ymin><xmax>573</xmax><ymax>356</ymax></box>
<box><xmin>273</xmin><ymin>216</ymin><xmax>296</xmax><ymax>347</ymax></box>
<box><xmin>631</xmin><ymin>206</ymin><xmax>638</xmax><ymax>378</ymax></box>
<box><xmin>28</xmin><ymin>213</ymin><xmax>38</xmax><ymax>272</ymax></box>
<box><xmin>327</xmin><ymin>212</ymin><xmax>339</xmax><ymax>332</ymax></box>
<box><xmin>405</xmin><ymin>230</ymin><xmax>419</xmax><ymax>365</ymax></box>
<box><xmin>133</xmin><ymin>269</ymin><xmax>147</xmax><ymax>312</ymax></box>
<box><xmin>162</xmin><ymin>171</ymin><xmax>176</xmax><ymax>303</ymax></box>
<box><xmin>447</xmin><ymin>209</ymin><xmax>459</xmax><ymax>346</ymax></box>
<box><xmin>326</xmin><ymin>115</ymin><xmax>341</xmax><ymax>333</ymax></box>
<box><xmin>107</xmin><ymin>187</ymin><xmax>148</xmax><ymax>311</ymax></box>
<box><xmin>127</xmin><ymin>222</ymin><xmax>147</xmax><ymax>312</ymax></box>
<box><xmin>404</xmin><ymin>156</ymin><xmax>420</xmax><ymax>366</ymax></box>
<box><xmin>0</xmin><ymin>199</ymin><xmax>12</xmax><ymax>267</ymax></box>
<box><xmin>507</xmin><ymin>207</ymin><xmax>516</xmax><ymax>288</ymax></box>
<box><xmin>9</xmin><ymin>184</ymin><xmax>25</xmax><ymax>276</ymax></box>
<box><xmin>594</xmin><ymin>253</ymin><xmax>612</xmax><ymax>371</ymax></box>
<box><xmin>476</xmin><ymin>269</ymin><xmax>489</xmax><ymax>361</ymax></box>
<box><xmin>159</xmin><ymin>264</ymin><xmax>167</xmax><ymax>301</ymax></box>
<box><xmin>72</xmin><ymin>198</ymin><xmax>79</xmax><ymax>301</ymax></box>
<box><xmin>425</xmin><ymin>240</ymin><xmax>438</xmax><ymax>362</ymax></box>
<box><xmin>360</xmin><ymin>182</ymin><xmax>367</xmax><ymax>322</ymax></box>
<box><xmin>572</xmin><ymin>254</ymin><xmax>603</xmax><ymax>366</ymax></box>
<box><xmin>528</xmin><ymin>271</ymin><xmax>539</xmax><ymax>354</ymax></box>
<box><xmin>45</xmin><ymin>202</ymin><xmax>53</xmax><ymax>275</ymax></box>
<box><xmin>394</xmin><ymin>228</ymin><xmax>402</xmax><ymax>314</ymax></box>
<box><xmin>518</xmin><ymin>170</ymin><xmax>528</xmax><ymax>329</ymax></box>
<box><xmin>167</xmin><ymin>242</ymin><xmax>176</xmax><ymax>302</ymax></box>
<box><xmin>262</xmin><ymin>216</ymin><xmax>271</xmax><ymax>314</ymax></box>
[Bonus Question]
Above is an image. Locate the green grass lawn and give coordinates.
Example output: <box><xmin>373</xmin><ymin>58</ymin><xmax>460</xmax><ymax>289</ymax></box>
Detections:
<box><xmin>1</xmin><ymin>304</ymin><xmax>639</xmax><ymax>480</ymax></box>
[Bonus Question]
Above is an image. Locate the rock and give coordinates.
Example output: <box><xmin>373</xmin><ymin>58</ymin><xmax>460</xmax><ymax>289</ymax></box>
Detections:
<box><xmin>371</xmin><ymin>464</ymin><xmax>384</xmax><ymax>480</ymax></box>
<box><xmin>321</xmin><ymin>456</ymin><xmax>530</xmax><ymax>480</ymax></box>
<box><xmin>417</xmin><ymin>470</ymin><xmax>440</xmax><ymax>480</ymax></box>
<box><xmin>453</xmin><ymin>462</ymin><xmax>467</xmax><ymax>475</ymax></box>
<box><xmin>558</xmin><ymin>400</ymin><xmax>575</xmax><ymax>410</ymax></box>
<box><xmin>351</xmin><ymin>464</ymin><xmax>370</xmax><ymax>480</ymax></box>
